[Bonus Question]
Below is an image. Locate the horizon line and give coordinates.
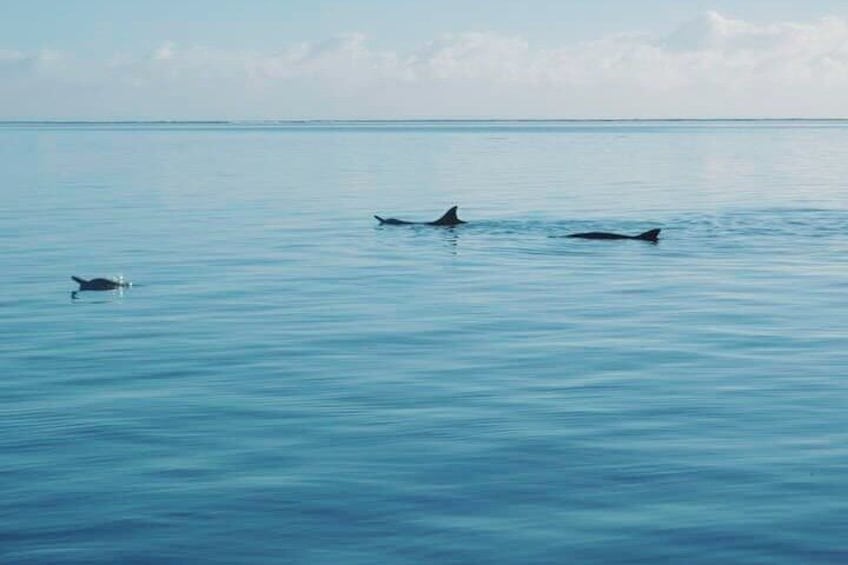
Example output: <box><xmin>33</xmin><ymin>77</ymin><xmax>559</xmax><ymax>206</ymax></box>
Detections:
<box><xmin>2</xmin><ymin>117</ymin><xmax>848</xmax><ymax>124</ymax></box>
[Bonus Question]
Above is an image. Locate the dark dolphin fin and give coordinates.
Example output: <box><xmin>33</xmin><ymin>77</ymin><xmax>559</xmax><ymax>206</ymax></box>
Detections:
<box><xmin>71</xmin><ymin>276</ymin><xmax>87</xmax><ymax>285</ymax></box>
<box><xmin>374</xmin><ymin>215</ymin><xmax>387</xmax><ymax>224</ymax></box>
<box><xmin>634</xmin><ymin>228</ymin><xmax>661</xmax><ymax>242</ymax></box>
<box><xmin>428</xmin><ymin>206</ymin><xmax>465</xmax><ymax>226</ymax></box>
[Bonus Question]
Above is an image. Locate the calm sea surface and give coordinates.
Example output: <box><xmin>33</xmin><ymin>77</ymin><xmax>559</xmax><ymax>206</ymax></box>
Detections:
<box><xmin>1</xmin><ymin>121</ymin><xmax>847</xmax><ymax>563</ymax></box>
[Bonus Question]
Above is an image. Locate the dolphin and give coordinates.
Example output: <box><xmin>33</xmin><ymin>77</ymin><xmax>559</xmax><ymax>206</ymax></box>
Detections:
<box><xmin>71</xmin><ymin>276</ymin><xmax>130</xmax><ymax>299</ymax></box>
<box><xmin>565</xmin><ymin>228</ymin><xmax>661</xmax><ymax>242</ymax></box>
<box><xmin>375</xmin><ymin>206</ymin><xmax>466</xmax><ymax>226</ymax></box>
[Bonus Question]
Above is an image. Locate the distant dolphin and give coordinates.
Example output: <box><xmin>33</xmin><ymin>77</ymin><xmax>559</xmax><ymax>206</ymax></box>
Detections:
<box><xmin>71</xmin><ymin>276</ymin><xmax>130</xmax><ymax>299</ymax></box>
<box><xmin>375</xmin><ymin>206</ymin><xmax>466</xmax><ymax>226</ymax></box>
<box><xmin>565</xmin><ymin>228</ymin><xmax>661</xmax><ymax>242</ymax></box>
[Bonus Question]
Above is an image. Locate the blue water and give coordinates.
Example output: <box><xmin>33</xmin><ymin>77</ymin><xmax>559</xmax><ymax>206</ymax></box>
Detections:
<box><xmin>2</xmin><ymin>121</ymin><xmax>847</xmax><ymax>563</ymax></box>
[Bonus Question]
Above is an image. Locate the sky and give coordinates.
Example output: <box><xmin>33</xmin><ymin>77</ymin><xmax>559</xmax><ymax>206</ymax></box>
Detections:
<box><xmin>2</xmin><ymin>0</ymin><xmax>848</xmax><ymax>119</ymax></box>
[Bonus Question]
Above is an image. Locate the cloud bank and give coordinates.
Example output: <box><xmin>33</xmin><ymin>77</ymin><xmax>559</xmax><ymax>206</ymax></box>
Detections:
<box><xmin>3</xmin><ymin>11</ymin><xmax>848</xmax><ymax>119</ymax></box>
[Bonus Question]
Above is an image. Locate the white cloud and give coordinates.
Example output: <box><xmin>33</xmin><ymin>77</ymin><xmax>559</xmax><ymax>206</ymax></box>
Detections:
<box><xmin>3</xmin><ymin>11</ymin><xmax>848</xmax><ymax>119</ymax></box>
<box><xmin>0</xmin><ymin>48</ymin><xmax>63</xmax><ymax>73</ymax></box>
<box><xmin>153</xmin><ymin>41</ymin><xmax>176</xmax><ymax>61</ymax></box>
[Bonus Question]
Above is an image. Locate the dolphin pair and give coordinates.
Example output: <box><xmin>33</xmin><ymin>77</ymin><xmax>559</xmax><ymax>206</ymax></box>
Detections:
<box><xmin>374</xmin><ymin>206</ymin><xmax>661</xmax><ymax>241</ymax></box>
<box><xmin>71</xmin><ymin>276</ymin><xmax>130</xmax><ymax>299</ymax></box>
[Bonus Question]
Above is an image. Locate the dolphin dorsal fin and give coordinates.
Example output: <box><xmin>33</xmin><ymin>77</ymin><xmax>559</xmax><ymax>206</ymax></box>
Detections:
<box><xmin>430</xmin><ymin>206</ymin><xmax>464</xmax><ymax>226</ymax></box>
<box><xmin>71</xmin><ymin>276</ymin><xmax>87</xmax><ymax>284</ymax></box>
<box><xmin>635</xmin><ymin>228</ymin><xmax>661</xmax><ymax>242</ymax></box>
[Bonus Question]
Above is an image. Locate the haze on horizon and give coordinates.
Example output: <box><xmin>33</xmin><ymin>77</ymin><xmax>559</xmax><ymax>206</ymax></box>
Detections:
<box><xmin>2</xmin><ymin>0</ymin><xmax>848</xmax><ymax>120</ymax></box>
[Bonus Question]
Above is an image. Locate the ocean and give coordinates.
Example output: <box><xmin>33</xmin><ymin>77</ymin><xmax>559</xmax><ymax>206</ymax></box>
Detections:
<box><xmin>1</xmin><ymin>120</ymin><xmax>847</xmax><ymax>563</ymax></box>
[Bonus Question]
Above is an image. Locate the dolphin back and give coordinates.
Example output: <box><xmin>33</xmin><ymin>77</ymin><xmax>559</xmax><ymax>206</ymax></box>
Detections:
<box><xmin>566</xmin><ymin>228</ymin><xmax>661</xmax><ymax>241</ymax></box>
<box><xmin>375</xmin><ymin>215</ymin><xmax>411</xmax><ymax>225</ymax></box>
<box><xmin>374</xmin><ymin>206</ymin><xmax>464</xmax><ymax>225</ymax></box>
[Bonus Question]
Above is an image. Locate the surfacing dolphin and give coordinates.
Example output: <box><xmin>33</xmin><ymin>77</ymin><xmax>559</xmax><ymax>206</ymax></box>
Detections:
<box><xmin>565</xmin><ymin>228</ymin><xmax>661</xmax><ymax>243</ymax></box>
<box><xmin>375</xmin><ymin>206</ymin><xmax>466</xmax><ymax>226</ymax></box>
<box><xmin>71</xmin><ymin>276</ymin><xmax>131</xmax><ymax>299</ymax></box>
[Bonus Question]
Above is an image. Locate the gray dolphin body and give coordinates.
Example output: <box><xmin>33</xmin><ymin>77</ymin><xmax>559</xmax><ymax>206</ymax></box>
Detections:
<box><xmin>566</xmin><ymin>228</ymin><xmax>661</xmax><ymax>242</ymax></box>
<box><xmin>71</xmin><ymin>276</ymin><xmax>130</xmax><ymax>298</ymax></box>
<box><xmin>375</xmin><ymin>206</ymin><xmax>466</xmax><ymax>226</ymax></box>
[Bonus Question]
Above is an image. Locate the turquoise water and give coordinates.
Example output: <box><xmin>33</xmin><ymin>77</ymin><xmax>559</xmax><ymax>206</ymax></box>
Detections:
<box><xmin>2</xmin><ymin>121</ymin><xmax>847</xmax><ymax>563</ymax></box>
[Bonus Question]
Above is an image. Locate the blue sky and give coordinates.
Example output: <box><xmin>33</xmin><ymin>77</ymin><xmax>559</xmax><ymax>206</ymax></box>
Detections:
<box><xmin>3</xmin><ymin>1</ymin><xmax>848</xmax><ymax>119</ymax></box>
